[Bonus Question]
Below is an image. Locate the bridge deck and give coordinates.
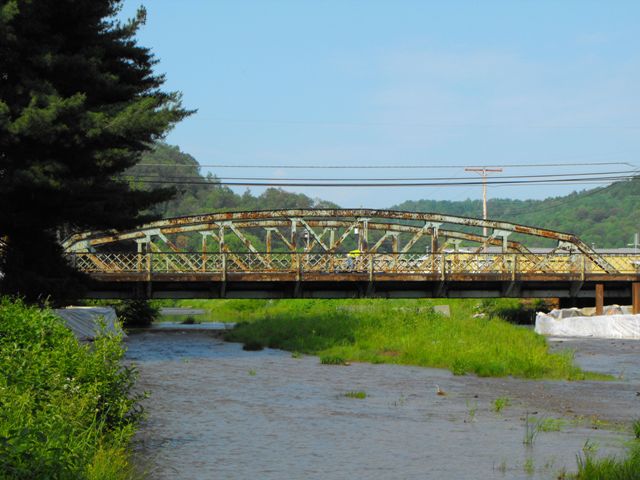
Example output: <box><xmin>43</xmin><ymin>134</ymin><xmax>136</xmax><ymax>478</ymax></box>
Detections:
<box><xmin>68</xmin><ymin>252</ymin><xmax>640</xmax><ymax>300</ymax></box>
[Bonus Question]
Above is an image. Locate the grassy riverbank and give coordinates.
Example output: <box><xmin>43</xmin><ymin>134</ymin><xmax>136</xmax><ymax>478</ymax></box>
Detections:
<box><xmin>0</xmin><ymin>298</ymin><xmax>141</xmax><ymax>479</ymax></box>
<box><xmin>194</xmin><ymin>298</ymin><xmax>603</xmax><ymax>380</ymax></box>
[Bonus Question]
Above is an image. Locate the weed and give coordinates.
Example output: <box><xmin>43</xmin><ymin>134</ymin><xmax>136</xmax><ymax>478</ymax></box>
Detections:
<box><xmin>523</xmin><ymin>413</ymin><xmax>540</xmax><ymax>446</ymax></box>
<box><xmin>248</xmin><ymin>369</ymin><xmax>257</xmax><ymax>376</ymax></box>
<box><xmin>343</xmin><ymin>391</ymin><xmax>367</xmax><ymax>399</ymax></box>
<box><xmin>493</xmin><ymin>397</ymin><xmax>511</xmax><ymax>413</ymax></box>
<box><xmin>320</xmin><ymin>355</ymin><xmax>348</xmax><ymax>365</ymax></box>
<box><xmin>538</xmin><ymin>417</ymin><xmax>565</xmax><ymax>432</ymax></box>
<box><xmin>291</xmin><ymin>351</ymin><xmax>302</xmax><ymax>359</ymax></box>
<box><xmin>582</xmin><ymin>439</ymin><xmax>599</xmax><ymax>458</ymax></box>
<box><xmin>465</xmin><ymin>399</ymin><xmax>478</xmax><ymax>423</ymax></box>
<box><xmin>523</xmin><ymin>457</ymin><xmax>535</xmax><ymax>475</ymax></box>
<box><xmin>574</xmin><ymin>440</ymin><xmax>640</xmax><ymax>478</ymax></box>
<box><xmin>495</xmin><ymin>460</ymin><xmax>507</xmax><ymax>474</ymax></box>
<box><xmin>632</xmin><ymin>419</ymin><xmax>640</xmax><ymax>439</ymax></box>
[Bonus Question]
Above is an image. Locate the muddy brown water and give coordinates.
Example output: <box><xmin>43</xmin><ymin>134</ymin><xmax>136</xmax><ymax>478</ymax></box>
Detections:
<box><xmin>127</xmin><ymin>330</ymin><xmax>640</xmax><ymax>479</ymax></box>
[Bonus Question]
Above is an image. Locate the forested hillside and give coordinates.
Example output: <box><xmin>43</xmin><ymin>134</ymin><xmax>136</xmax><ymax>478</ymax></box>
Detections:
<box><xmin>126</xmin><ymin>143</ymin><xmax>338</xmax><ymax>218</ymax></box>
<box><xmin>131</xmin><ymin>143</ymin><xmax>639</xmax><ymax>247</ymax></box>
<box><xmin>393</xmin><ymin>179</ymin><xmax>640</xmax><ymax>247</ymax></box>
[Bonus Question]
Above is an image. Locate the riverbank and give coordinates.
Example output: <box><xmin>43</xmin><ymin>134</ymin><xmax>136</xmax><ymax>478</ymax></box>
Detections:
<box><xmin>0</xmin><ymin>298</ymin><xmax>142</xmax><ymax>479</ymax></box>
<box><xmin>129</xmin><ymin>330</ymin><xmax>639</xmax><ymax>479</ymax></box>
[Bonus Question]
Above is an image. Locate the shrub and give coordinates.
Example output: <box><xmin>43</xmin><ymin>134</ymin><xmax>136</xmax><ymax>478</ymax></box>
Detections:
<box><xmin>0</xmin><ymin>297</ymin><xmax>142</xmax><ymax>479</ymax></box>
<box><xmin>116</xmin><ymin>299</ymin><xmax>159</xmax><ymax>327</ymax></box>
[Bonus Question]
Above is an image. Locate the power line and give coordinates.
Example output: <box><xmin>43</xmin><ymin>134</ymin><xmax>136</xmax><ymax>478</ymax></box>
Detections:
<box><xmin>124</xmin><ymin>169</ymin><xmax>638</xmax><ymax>182</ymax></box>
<box><xmin>124</xmin><ymin>174</ymin><xmax>637</xmax><ymax>188</ymax></box>
<box><xmin>135</xmin><ymin>161</ymin><xmax>635</xmax><ymax>170</ymax></box>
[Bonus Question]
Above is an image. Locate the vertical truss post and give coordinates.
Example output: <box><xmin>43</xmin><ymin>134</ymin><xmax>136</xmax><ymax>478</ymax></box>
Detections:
<box><xmin>218</xmin><ymin>225</ymin><xmax>225</xmax><ymax>253</ymax></box>
<box><xmin>266</xmin><ymin>228</ymin><xmax>273</xmax><ymax>254</ymax></box>
<box><xmin>595</xmin><ymin>283</ymin><xmax>604</xmax><ymax>315</ymax></box>
<box><xmin>264</xmin><ymin>227</ymin><xmax>276</xmax><ymax>268</ymax></box>
<box><xmin>201</xmin><ymin>232</ymin><xmax>213</xmax><ymax>272</ymax></box>
<box><xmin>135</xmin><ymin>239</ymin><xmax>148</xmax><ymax>273</ymax></box>
<box><xmin>633</xmin><ymin>282</ymin><xmax>640</xmax><ymax>315</ymax></box>
<box><xmin>390</xmin><ymin>232</ymin><xmax>399</xmax><ymax>271</ymax></box>
<box><xmin>358</xmin><ymin>218</ymin><xmax>369</xmax><ymax>251</ymax></box>
<box><xmin>328</xmin><ymin>228</ymin><xmax>336</xmax><ymax>272</ymax></box>
<box><xmin>291</xmin><ymin>219</ymin><xmax>298</xmax><ymax>270</ymax></box>
<box><xmin>391</xmin><ymin>232</ymin><xmax>399</xmax><ymax>252</ymax></box>
<box><xmin>431</xmin><ymin>225</ymin><xmax>439</xmax><ymax>254</ymax></box>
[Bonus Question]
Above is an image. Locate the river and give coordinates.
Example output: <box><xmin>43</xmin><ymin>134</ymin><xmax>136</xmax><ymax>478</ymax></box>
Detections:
<box><xmin>127</xmin><ymin>329</ymin><xmax>640</xmax><ymax>479</ymax></box>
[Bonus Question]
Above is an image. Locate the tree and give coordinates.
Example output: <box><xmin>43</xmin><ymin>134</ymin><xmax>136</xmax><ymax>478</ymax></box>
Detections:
<box><xmin>0</xmin><ymin>1</ymin><xmax>192</xmax><ymax>302</ymax></box>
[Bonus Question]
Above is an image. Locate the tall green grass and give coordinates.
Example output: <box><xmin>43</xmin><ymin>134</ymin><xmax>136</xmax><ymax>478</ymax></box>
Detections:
<box><xmin>572</xmin><ymin>442</ymin><xmax>640</xmax><ymax>479</ymax></box>
<box><xmin>0</xmin><ymin>298</ymin><xmax>142</xmax><ymax>479</ymax></box>
<box><xmin>224</xmin><ymin>299</ymin><xmax>601</xmax><ymax>379</ymax></box>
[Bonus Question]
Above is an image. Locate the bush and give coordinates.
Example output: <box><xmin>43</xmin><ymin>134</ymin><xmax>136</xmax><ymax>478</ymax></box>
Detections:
<box><xmin>0</xmin><ymin>297</ymin><xmax>142</xmax><ymax>479</ymax></box>
<box><xmin>116</xmin><ymin>299</ymin><xmax>159</xmax><ymax>328</ymax></box>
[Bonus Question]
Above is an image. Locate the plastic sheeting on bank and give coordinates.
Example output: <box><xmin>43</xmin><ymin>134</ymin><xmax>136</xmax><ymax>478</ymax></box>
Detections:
<box><xmin>54</xmin><ymin>306</ymin><xmax>126</xmax><ymax>341</ymax></box>
<box><xmin>535</xmin><ymin>307</ymin><xmax>640</xmax><ymax>339</ymax></box>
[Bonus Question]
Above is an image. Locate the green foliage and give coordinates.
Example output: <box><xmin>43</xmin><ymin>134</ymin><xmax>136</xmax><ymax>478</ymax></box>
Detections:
<box><xmin>224</xmin><ymin>298</ymin><xmax>598</xmax><ymax>379</ymax></box>
<box><xmin>0</xmin><ymin>1</ymin><xmax>191</xmax><ymax>302</ymax></box>
<box><xmin>493</xmin><ymin>397</ymin><xmax>511</xmax><ymax>413</ymax></box>
<box><xmin>538</xmin><ymin>417</ymin><xmax>566</xmax><ymax>432</ymax></box>
<box><xmin>128</xmin><ymin>142</ymin><xmax>340</xmax><ymax>221</ymax></box>
<box><xmin>343</xmin><ymin>391</ymin><xmax>367</xmax><ymax>399</ymax></box>
<box><xmin>633</xmin><ymin>419</ymin><xmax>640</xmax><ymax>440</ymax></box>
<box><xmin>573</xmin><ymin>442</ymin><xmax>640</xmax><ymax>479</ymax></box>
<box><xmin>523</xmin><ymin>413</ymin><xmax>540</xmax><ymax>446</ymax></box>
<box><xmin>392</xmin><ymin>179</ymin><xmax>640</xmax><ymax>248</ymax></box>
<box><xmin>320</xmin><ymin>355</ymin><xmax>348</xmax><ymax>365</ymax></box>
<box><xmin>0</xmin><ymin>297</ymin><xmax>141</xmax><ymax>479</ymax></box>
<box><xmin>115</xmin><ymin>299</ymin><xmax>159</xmax><ymax>328</ymax></box>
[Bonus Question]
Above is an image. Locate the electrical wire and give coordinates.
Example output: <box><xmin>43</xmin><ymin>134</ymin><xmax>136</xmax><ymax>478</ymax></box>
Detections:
<box><xmin>123</xmin><ymin>169</ymin><xmax>638</xmax><ymax>182</ymax></box>
<box><xmin>135</xmin><ymin>161</ymin><xmax>635</xmax><ymax>170</ymax></box>
<box><xmin>122</xmin><ymin>174</ymin><xmax>638</xmax><ymax>188</ymax></box>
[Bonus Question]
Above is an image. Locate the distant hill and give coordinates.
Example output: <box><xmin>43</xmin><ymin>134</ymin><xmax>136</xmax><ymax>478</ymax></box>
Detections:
<box><xmin>392</xmin><ymin>179</ymin><xmax>640</xmax><ymax>247</ymax></box>
<box><xmin>126</xmin><ymin>143</ymin><xmax>338</xmax><ymax>218</ymax></box>
<box><xmin>129</xmin><ymin>143</ymin><xmax>640</xmax><ymax>247</ymax></box>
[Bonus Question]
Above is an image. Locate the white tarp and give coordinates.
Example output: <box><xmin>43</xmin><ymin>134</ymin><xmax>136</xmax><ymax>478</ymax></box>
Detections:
<box><xmin>535</xmin><ymin>312</ymin><xmax>640</xmax><ymax>339</ymax></box>
<box><xmin>54</xmin><ymin>306</ymin><xmax>125</xmax><ymax>341</ymax></box>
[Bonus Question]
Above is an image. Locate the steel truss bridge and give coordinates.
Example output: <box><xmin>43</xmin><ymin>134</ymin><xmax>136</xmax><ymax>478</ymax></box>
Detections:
<box><xmin>63</xmin><ymin>209</ymin><xmax>640</xmax><ymax>310</ymax></box>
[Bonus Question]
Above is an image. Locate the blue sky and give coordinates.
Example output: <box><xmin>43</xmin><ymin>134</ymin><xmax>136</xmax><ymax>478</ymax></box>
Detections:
<box><xmin>121</xmin><ymin>0</ymin><xmax>640</xmax><ymax>208</ymax></box>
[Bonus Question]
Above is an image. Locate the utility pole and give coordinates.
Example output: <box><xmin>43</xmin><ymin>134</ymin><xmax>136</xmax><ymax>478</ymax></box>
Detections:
<box><xmin>465</xmin><ymin>167</ymin><xmax>503</xmax><ymax>236</ymax></box>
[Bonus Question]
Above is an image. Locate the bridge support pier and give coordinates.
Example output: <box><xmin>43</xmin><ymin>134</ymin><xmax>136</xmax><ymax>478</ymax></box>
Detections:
<box><xmin>633</xmin><ymin>282</ymin><xmax>640</xmax><ymax>315</ymax></box>
<box><xmin>595</xmin><ymin>283</ymin><xmax>604</xmax><ymax>316</ymax></box>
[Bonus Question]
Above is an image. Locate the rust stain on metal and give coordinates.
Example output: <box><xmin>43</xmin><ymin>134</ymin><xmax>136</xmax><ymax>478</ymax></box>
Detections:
<box><xmin>63</xmin><ymin>208</ymin><xmax>622</xmax><ymax>277</ymax></box>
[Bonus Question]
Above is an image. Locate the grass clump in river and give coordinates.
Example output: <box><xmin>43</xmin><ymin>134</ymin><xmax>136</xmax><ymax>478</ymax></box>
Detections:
<box><xmin>225</xmin><ymin>298</ymin><xmax>601</xmax><ymax>380</ymax></box>
<box><xmin>343</xmin><ymin>391</ymin><xmax>367</xmax><ymax>399</ymax></box>
<box><xmin>493</xmin><ymin>396</ymin><xmax>511</xmax><ymax>413</ymax></box>
<box><xmin>571</xmin><ymin>442</ymin><xmax>640</xmax><ymax>479</ymax></box>
<box><xmin>0</xmin><ymin>298</ymin><xmax>142</xmax><ymax>480</ymax></box>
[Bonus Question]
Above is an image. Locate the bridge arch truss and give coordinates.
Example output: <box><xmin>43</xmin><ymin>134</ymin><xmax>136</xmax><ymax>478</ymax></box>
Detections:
<box><xmin>63</xmin><ymin>209</ymin><xmax>640</xmax><ymax>299</ymax></box>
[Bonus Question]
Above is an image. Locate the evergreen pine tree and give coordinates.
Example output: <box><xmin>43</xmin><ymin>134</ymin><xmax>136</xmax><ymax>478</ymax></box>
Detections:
<box><xmin>0</xmin><ymin>0</ymin><xmax>192</xmax><ymax>302</ymax></box>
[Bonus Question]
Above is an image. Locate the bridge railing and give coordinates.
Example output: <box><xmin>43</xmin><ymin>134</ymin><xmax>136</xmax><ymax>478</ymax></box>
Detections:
<box><xmin>66</xmin><ymin>252</ymin><xmax>640</xmax><ymax>276</ymax></box>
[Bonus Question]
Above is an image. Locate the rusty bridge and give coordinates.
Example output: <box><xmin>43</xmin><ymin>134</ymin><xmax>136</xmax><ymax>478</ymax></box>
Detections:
<box><xmin>63</xmin><ymin>209</ymin><xmax>640</xmax><ymax>310</ymax></box>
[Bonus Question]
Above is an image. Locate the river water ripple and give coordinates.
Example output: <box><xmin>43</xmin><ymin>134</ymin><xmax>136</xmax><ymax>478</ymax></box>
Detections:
<box><xmin>127</xmin><ymin>331</ymin><xmax>640</xmax><ymax>479</ymax></box>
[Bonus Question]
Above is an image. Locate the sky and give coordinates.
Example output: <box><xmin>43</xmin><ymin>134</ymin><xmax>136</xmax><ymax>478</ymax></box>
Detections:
<box><xmin>120</xmin><ymin>0</ymin><xmax>640</xmax><ymax>209</ymax></box>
